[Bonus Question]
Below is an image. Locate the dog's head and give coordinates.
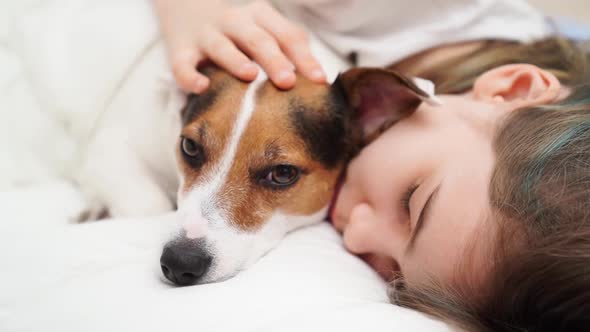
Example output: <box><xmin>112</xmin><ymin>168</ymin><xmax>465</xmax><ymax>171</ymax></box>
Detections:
<box><xmin>160</xmin><ymin>66</ymin><xmax>435</xmax><ymax>285</ymax></box>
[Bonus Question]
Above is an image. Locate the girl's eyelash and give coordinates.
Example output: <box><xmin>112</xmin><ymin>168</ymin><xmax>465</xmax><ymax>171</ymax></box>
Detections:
<box><xmin>401</xmin><ymin>184</ymin><xmax>419</xmax><ymax>213</ymax></box>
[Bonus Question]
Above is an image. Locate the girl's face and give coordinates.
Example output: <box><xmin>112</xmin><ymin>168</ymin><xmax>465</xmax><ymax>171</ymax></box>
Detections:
<box><xmin>332</xmin><ymin>94</ymin><xmax>497</xmax><ymax>285</ymax></box>
<box><xmin>331</xmin><ymin>64</ymin><xmax>563</xmax><ymax>287</ymax></box>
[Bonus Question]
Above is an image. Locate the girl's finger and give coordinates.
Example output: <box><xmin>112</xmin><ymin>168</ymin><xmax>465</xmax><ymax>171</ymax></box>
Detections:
<box><xmin>202</xmin><ymin>31</ymin><xmax>259</xmax><ymax>82</ymax></box>
<box><xmin>253</xmin><ymin>4</ymin><xmax>325</xmax><ymax>83</ymax></box>
<box><xmin>223</xmin><ymin>21</ymin><xmax>296</xmax><ymax>89</ymax></box>
<box><xmin>170</xmin><ymin>50</ymin><xmax>210</xmax><ymax>94</ymax></box>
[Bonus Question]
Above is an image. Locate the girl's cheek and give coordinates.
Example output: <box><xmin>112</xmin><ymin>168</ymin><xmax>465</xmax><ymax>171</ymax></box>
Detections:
<box><xmin>332</xmin><ymin>199</ymin><xmax>350</xmax><ymax>232</ymax></box>
<box><xmin>331</xmin><ymin>182</ymin><xmax>360</xmax><ymax>232</ymax></box>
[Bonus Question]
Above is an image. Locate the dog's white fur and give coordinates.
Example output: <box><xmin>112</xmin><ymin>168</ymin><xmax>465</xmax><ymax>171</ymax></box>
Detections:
<box><xmin>75</xmin><ymin>45</ymin><xmax>182</xmax><ymax>219</ymax></box>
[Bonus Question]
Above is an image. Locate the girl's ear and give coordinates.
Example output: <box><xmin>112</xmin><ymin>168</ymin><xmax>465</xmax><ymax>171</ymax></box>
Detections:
<box><xmin>332</xmin><ymin>68</ymin><xmax>434</xmax><ymax>144</ymax></box>
<box><xmin>473</xmin><ymin>64</ymin><xmax>562</xmax><ymax>110</ymax></box>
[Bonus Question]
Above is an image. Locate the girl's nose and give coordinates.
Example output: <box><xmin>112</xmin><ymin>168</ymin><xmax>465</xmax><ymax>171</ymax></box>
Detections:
<box><xmin>343</xmin><ymin>203</ymin><xmax>400</xmax><ymax>256</ymax></box>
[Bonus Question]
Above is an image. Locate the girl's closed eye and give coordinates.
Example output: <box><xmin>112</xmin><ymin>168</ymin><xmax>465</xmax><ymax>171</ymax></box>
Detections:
<box><xmin>401</xmin><ymin>184</ymin><xmax>419</xmax><ymax>216</ymax></box>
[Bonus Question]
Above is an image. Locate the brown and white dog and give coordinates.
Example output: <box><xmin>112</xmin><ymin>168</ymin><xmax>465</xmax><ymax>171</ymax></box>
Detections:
<box><xmin>74</xmin><ymin>42</ymin><xmax>437</xmax><ymax>286</ymax></box>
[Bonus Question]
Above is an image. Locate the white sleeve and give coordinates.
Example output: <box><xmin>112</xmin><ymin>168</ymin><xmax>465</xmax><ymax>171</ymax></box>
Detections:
<box><xmin>272</xmin><ymin>0</ymin><xmax>553</xmax><ymax>67</ymax></box>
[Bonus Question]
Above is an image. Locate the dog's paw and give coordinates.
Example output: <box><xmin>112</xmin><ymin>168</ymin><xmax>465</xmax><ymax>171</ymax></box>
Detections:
<box><xmin>71</xmin><ymin>199</ymin><xmax>111</xmax><ymax>223</ymax></box>
<box><xmin>74</xmin><ymin>207</ymin><xmax>110</xmax><ymax>223</ymax></box>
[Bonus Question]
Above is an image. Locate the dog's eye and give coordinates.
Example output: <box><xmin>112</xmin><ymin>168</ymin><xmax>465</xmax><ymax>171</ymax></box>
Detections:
<box><xmin>181</xmin><ymin>137</ymin><xmax>200</xmax><ymax>157</ymax></box>
<box><xmin>181</xmin><ymin>137</ymin><xmax>205</xmax><ymax>167</ymax></box>
<box><xmin>263</xmin><ymin>165</ymin><xmax>300</xmax><ymax>188</ymax></box>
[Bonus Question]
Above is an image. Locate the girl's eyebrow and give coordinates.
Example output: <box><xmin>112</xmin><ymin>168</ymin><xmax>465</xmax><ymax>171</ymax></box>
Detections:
<box><xmin>406</xmin><ymin>183</ymin><xmax>442</xmax><ymax>253</ymax></box>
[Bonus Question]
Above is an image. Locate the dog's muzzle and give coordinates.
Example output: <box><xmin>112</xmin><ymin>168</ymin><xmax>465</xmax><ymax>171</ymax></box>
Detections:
<box><xmin>160</xmin><ymin>238</ymin><xmax>212</xmax><ymax>286</ymax></box>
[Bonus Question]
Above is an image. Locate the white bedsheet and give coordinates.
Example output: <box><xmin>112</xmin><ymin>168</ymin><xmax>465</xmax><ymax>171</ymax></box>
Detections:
<box><xmin>0</xmin><ymin>1</ymin><xmax>451</xmax><ymax>331</ymax></box>
<box><xmin>0</xmin><ymin>182</ymin><xmax>444</xmax><ymax>331</ymax></box>
<box><xmin>0</xmin><ymin>180</ymin><xmax>449</xmax><ymax>332</ymax></box>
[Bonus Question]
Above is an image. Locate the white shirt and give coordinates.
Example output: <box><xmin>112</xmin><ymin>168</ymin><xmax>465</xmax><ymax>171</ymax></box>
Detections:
<box><xmin>272</xmin><ymin>0</ymin><xmax>552</xmax><ymax>67</ymax></box>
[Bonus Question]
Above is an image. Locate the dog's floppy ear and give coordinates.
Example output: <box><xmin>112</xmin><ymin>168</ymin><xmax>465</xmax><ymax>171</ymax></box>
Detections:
<box><xmin>332</xmin><ymin>68</ymin><xmax>437</xmax><ymax>144</ymax></box>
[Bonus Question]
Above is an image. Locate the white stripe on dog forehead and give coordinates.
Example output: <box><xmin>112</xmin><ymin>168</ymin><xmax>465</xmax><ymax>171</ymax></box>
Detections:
<box><xmin>214</xmin><ymin>72</ymin><xmax>266</xmax><ymax>187</ymax></box>
<box><xmin>179</xmin><ymin>72</ymin><xmax>267</xmax><ymax>231</ymax></box>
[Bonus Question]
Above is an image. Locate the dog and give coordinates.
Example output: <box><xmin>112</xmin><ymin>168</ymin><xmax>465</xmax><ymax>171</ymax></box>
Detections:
<box><xmin>75</xmin><ymin>43</ymin><xmax>438</xmax><ymax>286</ymax></box>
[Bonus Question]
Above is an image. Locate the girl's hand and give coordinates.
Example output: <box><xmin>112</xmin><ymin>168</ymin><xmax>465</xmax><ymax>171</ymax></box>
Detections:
<box><xmin>155</xmin><ymin>0</ymin><xmax>326</xmax><ymax>94</ymax></box>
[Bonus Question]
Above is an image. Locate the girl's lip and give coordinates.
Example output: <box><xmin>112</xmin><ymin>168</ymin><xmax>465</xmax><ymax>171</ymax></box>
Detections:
<box><xmin>360</xmin><ymin>253</ymin><xmax>401</xmax><ymax>281</ymax></box>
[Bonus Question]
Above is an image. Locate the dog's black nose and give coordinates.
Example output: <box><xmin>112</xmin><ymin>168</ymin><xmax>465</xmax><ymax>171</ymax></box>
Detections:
<box><xmin>160</xmin><ymin>241</ymin><xmax>212</xmax><ymax>286</ymax></box>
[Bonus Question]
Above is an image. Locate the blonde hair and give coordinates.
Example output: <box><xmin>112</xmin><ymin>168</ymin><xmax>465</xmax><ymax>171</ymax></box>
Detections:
<box><xmin>391</xmin><ymin>38</ymin><xmax>590</xmax><ymax>331</ymax></box>
<box><xmin>421</xmin><ymin>38</ymin><xmax>590</xmax><ymax>93</ymax></box>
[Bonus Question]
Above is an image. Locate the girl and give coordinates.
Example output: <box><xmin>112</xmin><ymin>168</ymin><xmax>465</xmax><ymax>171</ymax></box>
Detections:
<box><xmin>155</xmin><ymin>1</ymin><xmax>590</xmax><ymax>330</ymax></box>
<box><xmin>332</xmin><ymin>38</ymin><xmax>590</xmax><ymax>331</ymax></box>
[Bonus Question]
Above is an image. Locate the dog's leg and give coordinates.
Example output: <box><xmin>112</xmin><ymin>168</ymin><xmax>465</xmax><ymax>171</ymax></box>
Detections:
<box><xmin>76</xmin><ymin>131</ymin><xmax>177</xmax><ymax>220</ymax></box>
<box><xmin>73</xmin><ymin>42</ymin><xmax>182</xmax><ymax>220</ymax></box>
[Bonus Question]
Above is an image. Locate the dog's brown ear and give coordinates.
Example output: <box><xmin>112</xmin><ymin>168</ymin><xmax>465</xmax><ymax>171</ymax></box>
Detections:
<box><xmin>332</xmin><ymin>68</ymin><xmax>433</xmax><ymax>144</ymax></box>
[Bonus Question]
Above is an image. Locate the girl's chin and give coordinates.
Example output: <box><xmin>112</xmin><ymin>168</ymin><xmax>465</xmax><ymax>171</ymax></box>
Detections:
<box><xmin>360</xmin><ymin>253</ymin><xmax>400</xmax><ymax>281</ymax></box>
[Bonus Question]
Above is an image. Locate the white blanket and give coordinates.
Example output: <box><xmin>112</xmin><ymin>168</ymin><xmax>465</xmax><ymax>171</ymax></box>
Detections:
<box><xmin>0</xmin><ymin>181</ymin><xmax>450</xmax><ymax>332</ymax></box>
<box><xmin>0</xmin><ymin>1</ymin><xmax>450</xmax><ymax>331</ymax></box>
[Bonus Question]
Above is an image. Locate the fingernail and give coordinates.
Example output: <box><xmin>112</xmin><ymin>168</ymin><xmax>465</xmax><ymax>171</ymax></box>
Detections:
<box><xmin>277</xmin><ymin>70</ymin><xmax>294</xmax><ymax>84</ymax></box>
<box><xmin>311</xmin><ymin>68</ymin><xmax>325</xmax><ymax>81</ymax></box>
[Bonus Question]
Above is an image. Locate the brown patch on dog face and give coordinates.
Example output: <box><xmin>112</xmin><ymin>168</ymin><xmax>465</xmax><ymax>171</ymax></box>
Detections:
<box><xmin>220</xmin><ymin>76</ymin><xmax>350</xmax><ymax>232</ymax></box>
<box><xmin>177</xmin><ymin>70</ymin><xmax>249</xmax><ymax>195</ymax></box>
